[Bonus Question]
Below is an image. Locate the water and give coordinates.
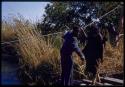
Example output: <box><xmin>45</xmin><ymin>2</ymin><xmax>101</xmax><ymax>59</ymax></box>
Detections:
<box><xmin>1</xmin><ymin>60</ymin><xmax>22</xmax><ymax>85</ymax></box>
<box><xmin>1</xmin><ymin>71</ymin><xmax>21</xmax><ymax>85</ymax></box>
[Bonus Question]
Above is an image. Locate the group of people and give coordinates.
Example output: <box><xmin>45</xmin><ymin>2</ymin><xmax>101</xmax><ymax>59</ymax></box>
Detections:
<box><xmin>60</xmin><ymin>23</ymin><xmax>107</xmax><ymax>85</ymax></box>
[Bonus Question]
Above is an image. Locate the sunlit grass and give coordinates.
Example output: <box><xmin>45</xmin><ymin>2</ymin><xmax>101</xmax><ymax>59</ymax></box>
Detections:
<box><xmin>1</xmin><ymin>16</ymin><xmax>123</xmax><ymax>85</ymax></box>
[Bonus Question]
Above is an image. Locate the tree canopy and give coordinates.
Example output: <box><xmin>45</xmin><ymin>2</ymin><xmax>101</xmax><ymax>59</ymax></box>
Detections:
<box><xmin>37</xmin><ymin>2</ymin><xmax>123</xmax><ymax>35</ymax></box>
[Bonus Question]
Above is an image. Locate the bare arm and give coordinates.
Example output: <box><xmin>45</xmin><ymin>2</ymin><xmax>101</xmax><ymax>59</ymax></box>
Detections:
<box><xmin>72</xmin><ymin>37</ymin><xmax>85</xmax><ymax>61</ymax></box>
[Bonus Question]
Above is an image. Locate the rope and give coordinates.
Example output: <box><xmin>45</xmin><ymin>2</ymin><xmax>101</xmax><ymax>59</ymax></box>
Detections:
<box><xmin>1</xmin><ymin>4</ymin><xmax>122</xmax><ymax>73</ymax></box>
<box><xmin>1</xmin><ymin>4</ymin><xmax>122</xmax><ymax>45</ymax></box>
<box><xmin>1</xmin><ymin>32</ymin><xmax>62</xmax><ymax>45</ymax></box>
<box><xmin>84</xmin><ymin>4</ymin><xmax>121</xmax><ymax>29</ymax></box>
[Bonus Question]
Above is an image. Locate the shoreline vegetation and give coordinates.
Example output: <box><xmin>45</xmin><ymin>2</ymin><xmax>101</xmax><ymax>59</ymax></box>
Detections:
<box><xmin>1</xmin><ymin>16</ymin><xmax>123</xmax><ymax>85</ymax></box>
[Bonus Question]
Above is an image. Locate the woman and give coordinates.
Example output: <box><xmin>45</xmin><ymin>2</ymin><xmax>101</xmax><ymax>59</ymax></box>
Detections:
<box><xmin>82</xmin><ymin>24</ymin><xmax>106</xmax><ymax>85</ymax></box>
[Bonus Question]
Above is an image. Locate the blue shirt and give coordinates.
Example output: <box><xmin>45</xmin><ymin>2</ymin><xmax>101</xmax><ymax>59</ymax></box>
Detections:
<box><xmin>61</xmin><ymin>31</ymin><xmax>84</xmax><ymax>58</ymax></box>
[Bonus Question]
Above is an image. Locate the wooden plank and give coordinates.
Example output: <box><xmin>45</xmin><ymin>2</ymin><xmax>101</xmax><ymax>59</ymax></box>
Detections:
<box><xmin>82</xmin><ymin>79</ymin><xmax>92</xmax><ymax>85</ymax></box>
<box><xmin>73</xmin><ymin>80</ymin><xmax>83</xmax><ymax>85</ymax></box>
<box><xmin>80</xmin><ymin>83</ymin><xmax>86</xmax><ymax>86</ymax></box>
<box><xmin>103</xmin><ymin>83</ymin><xmax>112</xmax><ymax>85</ymax></box>
<box><xmin>82</xmin><ymin>79</ymin><xmax>103</xmax><ymax>85</ymax></box>
<box><xmin>73</xmin><ymin>80</ymin><xmax>87</xmax><ymax>86</ymax></box>
<box><xmin>100</xmin><ymin>77</ymin><xmax>123</xmax><ymax>85</ymax></box>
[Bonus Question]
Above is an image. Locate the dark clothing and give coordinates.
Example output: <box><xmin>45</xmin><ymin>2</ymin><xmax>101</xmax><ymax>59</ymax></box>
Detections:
<box><xmin>107</xmin><ymin>23</ymin><xmax>118</xmax><ymax>36</ymax></box>
<box><xmin>60</xmin><ymin>53</ymin><xmax>73</xmax><ymax>85</ymax></box>
<box><xmin>60</xmin><ymin>31</ymin><xmax>84</xmax><ymax>85</ymax></box>
<box><xmin>82</xmin><ymin>32</ymin><xmax>104</xmax><ymax>78</ymax></box>
<box><xmin>107</xmin><ymin>23</ymin><xmax>119</xmax><ymax>47</ymax></box>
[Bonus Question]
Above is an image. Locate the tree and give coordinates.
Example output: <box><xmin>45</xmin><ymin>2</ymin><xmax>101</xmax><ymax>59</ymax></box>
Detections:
<box><xmin>38</xmin><ymin>2</ymin><xmax>122</xmax><ymax>36</ymax></box>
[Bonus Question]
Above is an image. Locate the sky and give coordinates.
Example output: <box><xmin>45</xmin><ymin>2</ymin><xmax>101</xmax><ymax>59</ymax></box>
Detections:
<box><xmin>2</xmin><ymin>2</ymin><xmax>50</xmax><ymax>22</ymax></box>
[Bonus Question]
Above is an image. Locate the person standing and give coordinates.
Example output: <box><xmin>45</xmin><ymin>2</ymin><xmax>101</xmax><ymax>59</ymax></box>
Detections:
<box><xmin>82</xmin><ymin>23</ymin><xmax>107</xmax><ymax>85</ymax></box>
<box><xmin>60</xmin><ymin>25</ymin><xmax>85</xmax><ymax>86</ymax></box>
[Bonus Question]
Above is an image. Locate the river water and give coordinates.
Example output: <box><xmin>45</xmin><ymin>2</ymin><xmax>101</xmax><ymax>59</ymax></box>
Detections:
<box><xmin>1</xmin><ymin>60</ymin><xmax>22</xmax><ymax>85</ymax></box>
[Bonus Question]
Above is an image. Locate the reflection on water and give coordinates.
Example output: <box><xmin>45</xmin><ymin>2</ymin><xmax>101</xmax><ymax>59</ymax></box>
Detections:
<box><xmin>1</xmin><ymin>60</ymin><xmax>22</xmax><ymax>85</ymax></box>
<box><xmin>1</xmin><ymin>71</ymin><xmax>21</xmax><ymax>85</ymax></box>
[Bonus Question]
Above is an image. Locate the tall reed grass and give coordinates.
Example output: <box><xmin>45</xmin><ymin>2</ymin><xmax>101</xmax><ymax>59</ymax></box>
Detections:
<box><xmin>1</xmin><ymin>16</ymin><xmax>123</xmax><ymax>85</ymax></box>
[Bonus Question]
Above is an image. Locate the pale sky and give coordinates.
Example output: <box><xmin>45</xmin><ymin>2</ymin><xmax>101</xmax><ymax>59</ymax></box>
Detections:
<box><xmin>2</xmin><ymin>2</ymin><xmax>50</xmax><ymax>22</ymax></box>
